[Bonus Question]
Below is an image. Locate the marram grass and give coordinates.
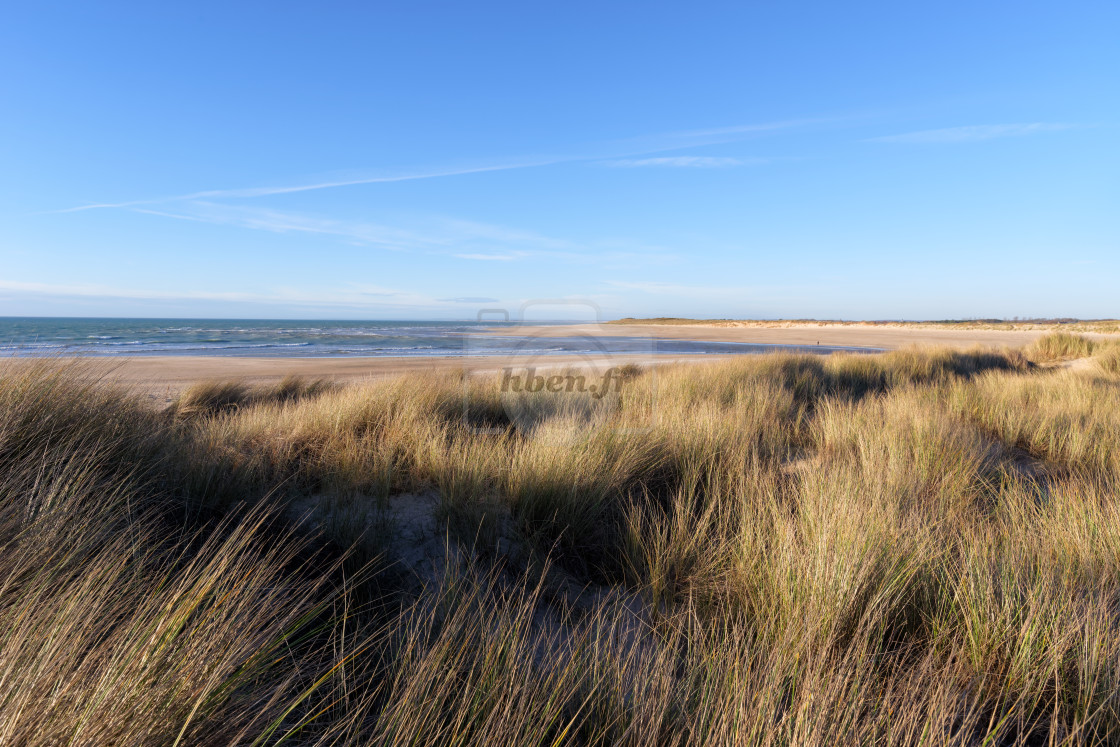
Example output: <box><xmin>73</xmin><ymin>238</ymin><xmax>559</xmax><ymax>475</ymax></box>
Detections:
<box><xmin>1</xmin><ymin>334</ymin><xmax>1119</xmax><ymax>745</ymax></box>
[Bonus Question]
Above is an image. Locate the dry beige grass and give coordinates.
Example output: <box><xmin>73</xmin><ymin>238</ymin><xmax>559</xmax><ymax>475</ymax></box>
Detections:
<box><xmin>3</xmin><ymin>336</ymin><xmax>1120</xmax><ymax>744</ymax></box>
<box><xmin>0</xmin><ymin>363</ymin><xmax>354</xmax><ymax>745</ymax></box>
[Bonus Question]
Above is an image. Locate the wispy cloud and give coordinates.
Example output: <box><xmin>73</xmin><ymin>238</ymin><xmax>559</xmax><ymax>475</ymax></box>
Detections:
<box><xmin>0</xmin><ymin>279</ymin><xmax>281</xmax><ymax>303</ymax></box>
<box><xmin>454</xmin><ymin>253</ymin><xmax>520</xmax><ymax>261</ymax></box>
<box><xmin>132</xmin><ymin>203</ymin><xmax>439</xmax><ymax>252</ymax></box>
<box><xmin>0</xmin><ymin>278</ymin><xmax>454</xmax><ymax>311</ymax></box>
<box><xmin>869</xmin><ymin>123</ymin><xmax>1077</xmax><ymax>144</ymax></box>
<box><xmin>671</xmin><ymin>118</ymin><xmax>833</xmax><ymax>139</ymax></box>
<box><xmin>53</xmin><ymin>116</ymin><xmax>822</xmax><ymax>213</ymax></box>
<box><xmin>117</xmin><ymin>201</ymin><xmax>680</xmax><ymax>266</ymax></box>
<box><xmin>54</xmin><ymin>160</ymin><xmax>567</xmax><ymax>213</ymax></box>
<box><xmin>603</xmin><ymin>280</ymin><xmax>752</xmax><ymax>297</ymax></box>
<box><xmin>614</xmin><ymin>116</ymin><xmax>839</xmax><ymax>153</ymax></box>
<box><xmin>439</xmin><ymin>296</ymin><xmax>500</xmax><ymax>303</ymax></box>
<box><xmin>606</xmin><ymin>156</ymin><xmax>768</xmax><ymax>168</ymax></box>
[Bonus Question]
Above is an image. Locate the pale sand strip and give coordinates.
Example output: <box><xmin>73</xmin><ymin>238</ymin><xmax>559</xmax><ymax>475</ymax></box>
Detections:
<box><xmin>1</xmin><ymin>353</ymin><xmax>712</xmax><ymax>403</ymax></box>
<box><xmin>487</xmin><ymin>323</ymin><xmax>1109</xmax><ymax>349</ymax></box>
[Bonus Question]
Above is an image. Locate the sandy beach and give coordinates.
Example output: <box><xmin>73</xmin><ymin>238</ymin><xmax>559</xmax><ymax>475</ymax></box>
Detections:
<box><xmin>2</xmin><ymin>352</ymin><xmax>712</xmax><ymax>403</ymax></box>
<box><xmin>490</xmin><ymin>322</ymin><xmax>1115</xmax><ymax>350</ymax></box>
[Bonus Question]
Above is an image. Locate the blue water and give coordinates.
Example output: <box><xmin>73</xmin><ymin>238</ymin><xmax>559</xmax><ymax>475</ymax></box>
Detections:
<box><xmin>0</xmin><ymin>318</ymin><xmax>881</xmax><ymax>358</ymax></box>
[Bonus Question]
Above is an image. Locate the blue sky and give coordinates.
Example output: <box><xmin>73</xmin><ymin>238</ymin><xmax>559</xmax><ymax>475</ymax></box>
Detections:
<box><xmin>1</xmin><ymin>1</ymin><xmax>1116</xmax><ymax>320</ymax></box>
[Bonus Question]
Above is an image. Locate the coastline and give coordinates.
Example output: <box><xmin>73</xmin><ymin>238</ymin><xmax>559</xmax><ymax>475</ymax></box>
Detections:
<box><xmin>10</xmin><ymin>321</ymin><xmax>1109</xmax><ymax>404</ymax></box>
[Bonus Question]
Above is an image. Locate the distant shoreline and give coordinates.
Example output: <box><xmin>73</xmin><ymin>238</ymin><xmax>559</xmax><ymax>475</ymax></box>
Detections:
<box><xmin>608</xmin><ymin>317</ymin><xmax>1120</xmax><ymax>333</ymax></box>
<box><xmin>484</xmin><ymin>321</ymin><xmax>1120</xmax><ymax>351</ymax></box>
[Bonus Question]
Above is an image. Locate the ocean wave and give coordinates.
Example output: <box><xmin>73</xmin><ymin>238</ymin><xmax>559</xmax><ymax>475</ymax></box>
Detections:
<box><xmin>0</xmin><ymin>320</ymin><xmax>642</xmax><ymax>359</ymax></box>
<box><xmin>127</xmin><ymin>342</ymin><xmax>317</xmax><ymax>352</ymax></box>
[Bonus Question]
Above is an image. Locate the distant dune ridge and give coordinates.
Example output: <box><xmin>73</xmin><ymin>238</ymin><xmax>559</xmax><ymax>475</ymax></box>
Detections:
<box><xmin>490</xmin><ymin>318</ymin><xmax>1120</xmax><ymax>356</ymax></box>
<box><xmin>610</xmin><ymin>316</ymin><xmax>1120</xmax><ymax>332</ymax></box>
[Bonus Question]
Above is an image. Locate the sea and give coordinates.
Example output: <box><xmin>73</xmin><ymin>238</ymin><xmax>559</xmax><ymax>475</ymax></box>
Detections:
<box><xmin>0</xmin><ymin>318</ymin><xmax>880</xmax><ymax>358</ymax></box>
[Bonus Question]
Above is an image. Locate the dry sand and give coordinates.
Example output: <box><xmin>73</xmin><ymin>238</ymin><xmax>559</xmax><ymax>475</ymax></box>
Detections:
<box><xmin>7</xmin><ymin>352</ymin><xmax>702</xmax><ymax>403</ymax></box>
<box><xmin>491</xmin><ymin>322</ymin><xmax>1109</xmax><ymax>350</ymax></box>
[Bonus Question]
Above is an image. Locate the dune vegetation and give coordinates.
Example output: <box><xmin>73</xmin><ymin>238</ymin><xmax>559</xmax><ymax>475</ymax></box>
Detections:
<box><xmin>3</xmin><ymin>333</ymin><xmax>1120</xmax><ymax>745</ymax></box>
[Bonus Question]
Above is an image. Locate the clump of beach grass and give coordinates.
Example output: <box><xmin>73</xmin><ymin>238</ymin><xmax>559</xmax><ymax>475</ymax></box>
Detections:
<box><xmin>172</xmin><ymin>375</ymin><xmax>337</xmax><ymax>419</ymax></box>
<box><xmin>0</xmin><ymin>362</ymin><xmax>368</xmax><ymax>746</ymax></box>
<box><xmin>1093</xmin><ymin>343</ymin><xmax>1120</xmax><ymax>375</ymax></box>
<box><xmin>1027</xmin><ymin>331</ymin><xmax>1099</xmax><ymax>361</ymax></box>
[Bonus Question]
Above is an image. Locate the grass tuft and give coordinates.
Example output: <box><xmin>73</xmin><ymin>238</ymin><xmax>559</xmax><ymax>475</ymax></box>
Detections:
<box><xmin>1027</xmin><ymin>332</ymin><xmax>1098</xmax><ymax>361</ymax></box>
